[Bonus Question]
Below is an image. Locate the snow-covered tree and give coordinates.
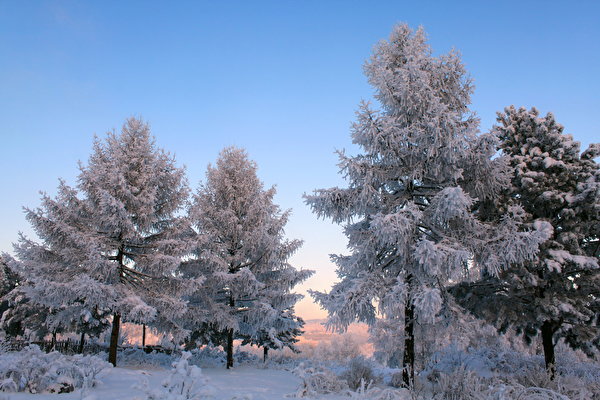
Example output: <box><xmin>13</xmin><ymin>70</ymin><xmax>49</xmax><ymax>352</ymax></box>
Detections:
<box><xmin>182</xmin><ymin>147</ymin><xmax>313</xmax><ymax>368</ymax></box>
<box><xmin>10</xmin><ymin>118</ymin><xmax>196</xmax><ymax>365</ymax></box>
<box><xmin>452</xmin><ymin>107</ymin><xmax>600</xmax><ymax>377</ymax></box>
<box><xmin>243</xmin><ymin>312</ymin><xmax>306</xmax><ymax>362</ymax></box>
<box><xmin>305</xmin><ymin>24</ymin><xmax>551</xmax><ymax>386</ymax></box>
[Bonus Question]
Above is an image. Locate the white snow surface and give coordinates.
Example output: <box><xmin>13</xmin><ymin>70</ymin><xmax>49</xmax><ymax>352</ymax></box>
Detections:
<box><xmin>3</xmin><ymin>365</ymin><xmax>353</xmax><ymax>400</ymax></box>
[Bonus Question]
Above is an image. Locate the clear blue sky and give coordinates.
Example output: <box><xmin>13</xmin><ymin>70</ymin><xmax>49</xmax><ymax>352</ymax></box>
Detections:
<box><xmin>1</xmin><ymin>1</ymin><xmax>598</xmax><ymax>319</ymax></box>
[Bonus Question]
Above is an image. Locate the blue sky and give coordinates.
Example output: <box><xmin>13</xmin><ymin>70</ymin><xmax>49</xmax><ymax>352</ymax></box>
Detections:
<box><xmin>1</xmin><ymin>1</ymin><xmax>598</xmax><ymax>319</ymax></box>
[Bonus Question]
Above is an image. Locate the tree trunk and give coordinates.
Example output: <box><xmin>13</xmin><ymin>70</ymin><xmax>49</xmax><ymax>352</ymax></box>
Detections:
<box><xmin>402</xmin><ymin>299</ymin><xmax>415</xmax><ymax>387</ymax></box>
<box><xmin>78</xmin><ymin>332</ymin><xmax>85</xmax><ymax>354</ymax></box>
<box><xmin>108</xmin><ymin>313</ymin><xmax>121</xmax><ymax>367</ymax></box>
<box><xmin>226</xmin><ymin>328</ymin><xmax>234</xmax><ymax>369</ymax></box>
<box><xmin>50</xmin><ymin>330</ymin><xmax>57</xmax><ymax>352</ymax></box>
<box><xmin>226</xmin><ymin>294</ymin><xmax>235</xmax><ymax>369</ymax></box>
<box><xmin>142</xmin><ymin>324</ymin><xmax>146</xmax><ymax>351</ymax></box>
<box><xmin>541</xmin><ymin>321</ymin><xmax>556</xmax><ymax>380</ymax></box>
<box><xmin>263</xmin><ymin>346</ymin><xmax>268</xmax><ymax>363</ymax></box>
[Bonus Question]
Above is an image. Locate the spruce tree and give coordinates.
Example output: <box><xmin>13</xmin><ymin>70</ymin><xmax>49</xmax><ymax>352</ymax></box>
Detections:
<box><xmin>183</xmin><ymin>147</ymin><xmax>313</xmax><ymax>368</ymax></box>
<box><xmin>305</xmin><ymin>25</ymin><xmax>551</xmax><ymax>386</ymax></box>
<box><xmin>11</xmin><ymin>118</ymin><xmax>193</xmax><ymax>365</ymax></box>
<box><xmin>453</xmin><ymin>107</ymin><xmax>599</xmax><ymax>378</ymax></box>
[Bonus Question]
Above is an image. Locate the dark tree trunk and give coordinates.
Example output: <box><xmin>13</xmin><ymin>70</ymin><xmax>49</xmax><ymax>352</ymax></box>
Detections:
<box><xmin>541</xmin><ymin>321</ymin><xmax>556</xmax><ymax>380</ymax></box>
<box><xmin>226</xmin><ymin>295</ymin><xmax>235</xmax><ymax>369</ymax></box>
<box><xmin>78</xmin><ymin>332</ymin><xmax>85</xmax><ymax>354</ymax></box>
<box><xmin>226</xmin><ymin>328</ymin><xmax>234</xmax><ymax>369</ymax></box>
<box><xmin>50</xmin><ymin>330</ymin><xmax>57</xmax><ymax>352</ymax></box>
<box><xmin>263</xmin><ymin>346</ymin><xmax>268</xmax><ymax>363</ymax></box>
<box><xmin>402</xmin><ymin>300</ymin><xmax>415</xmax><ymax>387</ymax></box>
<box><xmin>108</xmin><ymin>313</ymin><xmax>121</xmax><ymax>367</ymax></box>
<box><xmin>142</xmin><ymin>324</ymin><xmax>146</xmax><ymax>350</ymax></box>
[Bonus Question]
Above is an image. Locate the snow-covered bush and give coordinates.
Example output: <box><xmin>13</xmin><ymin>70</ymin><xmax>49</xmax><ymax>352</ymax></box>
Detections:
<box><xmin>341</xmin><ymin>356</ymin><xmax>377</xmax><ymax>391</ymax></box>
<box><xmin>389</xmin><ymin>372</ymin><xmax>404</xmax><ymax>389</ymax></box>
<box><xmin>188</xmin><ymin>346</ymin><xmax>226</xmax><ymax>368</ymax></box>
<box><xmin>136</xmin><ymin>351</ymin><xmax>214</xmax><ymax>400</ymax></box>
<box><xmin>119</xmin><ymin>347</ymin><xmax>176</xmax><ymax>368</ymax></box>
<box><xmin>293</xmin><ymin>363</ymin><xmax>348</xmax><ymax>397</ymax></box>
<box><xmin>429</xmin><ymin>366</ymin><xmax>488</xmax><ymax>399</ymax></box>
<box><xmin>512</xmin><ymin>366</ymin><xmax>600</xmax><ymax>400</ymax></box>
<box><xmin>349</xmin><ymin>383</ymin><xmax>410</xmax><ymax>400</ymax></box>
<box><xmin>234</xmin><ymin>348</ymin><xmax>259</xmax><ymax>365</ymax></box>
<box><xmin>0</xmin><ymin>345</ymin><xmax>110</xmax><ymax>393</ymax></box>
<box><xmin>422</xmin><ymin>344</ymin><xmax>600</xmax><ymax>399</ymax></box>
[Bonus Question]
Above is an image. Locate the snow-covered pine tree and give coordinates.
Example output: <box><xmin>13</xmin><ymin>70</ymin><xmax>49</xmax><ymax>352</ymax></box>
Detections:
<box><xmin>10</xmin><ymin>118</ymin><xmax>195</xmax><ymax>365</ymax></box>
<box><xmin>305</xmin><ymin>24</ymin><xmax>552</xmax><ymax>386</ymax></box>
<box><xmin>183</xmin><ymin>147</ymin><xmax>313</xmax><ymax>368</ymax></box>
<box><xmin>452</xmin><ymin>107</ymin><xmax>599</xmax><ymax>378</ymax></box>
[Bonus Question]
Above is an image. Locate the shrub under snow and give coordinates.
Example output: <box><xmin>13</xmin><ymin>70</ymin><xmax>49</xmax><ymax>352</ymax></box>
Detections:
<box><xmin>424</xmin><ymin>345</ymin><xmax>600</xmax><ymax>400</ymax></box>
<box><xmin>135</xmin><ymin>351</ymin><xmax>214</xmax><ymax>400</ymax></box>
<box><xmin>0</xmin><ymin>345</ymin><xmax>110</xmax><ymax>393</ymax></box>
<box><xmin>341</xmin><ymin>356</ymin><xmax>378</xmax><ymax>391</ymax></box>
<box><xmin>293</xmin><ymin>363</ymin><xmax>349</xmax><ymax>397</ymax></box>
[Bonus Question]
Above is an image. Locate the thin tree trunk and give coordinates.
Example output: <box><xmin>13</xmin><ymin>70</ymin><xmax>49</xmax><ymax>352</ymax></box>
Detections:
<box><xmin>78</xmin><ymin>332</ymin><xmax>85</xmax><ymax>354</ymax></box>
<box><xmin>402</xmin><ymin>300</ymin><xmax>415</xmax><ymax>387</ymax></box>
<box><xmin>50</xmin><ymin>330</ymin><xmax>57</xmax><ymax>352</ymax></box>
<box><xmin>108</xmin><ymin>313</ymin><xmax>121</xmax><ymax>367</ymax></box>
<box><xmin>263</xmin><ymin>346</ymin><xmax>268</xmax><ymax>363</ymax></box>
<box><xmin>402</xmin><ymin>274</ymin><xmax>415</xmax><ymax>387</ymax></box>
<box><xmin>226</xmin><ymin>328</ymin><xmax>234</xmax><ymax>369</ymax></box>
<box><xmin>226</xmin><ymin>295</ymin><xmax>235</xmax><ymax>369</ymax></box>
<box><xmin>541</xmin><ymin>321</ymin><xmax>556</xmax><ymax>380</ymax></box>
<box><xmin>142</xmin><ymin>324</ymin><xmax>146</xmax><ymax>351</ymax></box>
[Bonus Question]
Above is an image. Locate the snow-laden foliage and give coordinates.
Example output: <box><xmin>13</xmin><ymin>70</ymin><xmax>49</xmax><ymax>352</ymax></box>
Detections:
<box><xmin>293</xmin><ymin>363</ymin><xmax>349</xmax><ymax>397</ymax></box>
<box><xmin>341</xmin><ymin>356</ymin><xmax>378</xmax><ymax>390</ymax></box>
<box><xmin>427</xmin><ymin>365</ymin><xmax>600</xmax><ymax>400</ymax></box>
<box><xmin>135</xmin><ymin>351</ymin><xmax>215</xmax><ymax>400</ymax></box>
<box><xmin>305</xmin><ymin>24</ymin><xmax>550</xmax><ymax>385</ymax></box>
<box><xmin>8</xmin><ymin>118</ymin><xmax>198</xmax><ymax>365</ymax></box>
<box><xmin>0</xmin><ymin>255</ymin><xmax>18</xmax><ymax>321</ymax></box>
<box><xmin>452</xmin><ymin>106</ymin><xmax>600</xmax><ymax>375</ymax></box>
<box><xmin>182</xmin><ymin>147</ymin><xmax>313</xmax><ymax>367</ymax></box>
<box><xmin>0</xmin><ymin>345</ymin><xmax>110</xmax><ymax>393</ymax></box>
<box><xmin>119</xmin><ymin>347</ymin><xmax>176</xmax><ymax>369</ymax></box>
<box><xmin>420</xmin><ymin>342</ymin><xmax>600</xmax><ymax>399</ymax></box>
<box><xmin>0</xmin><ymin>254</ymin><xmax>53</xmax><ymax>341</ymax></box>
<box><xmin>348</xmin><ymin>384</ymin><xmax>410</xmax><ymax>400</ymax></box>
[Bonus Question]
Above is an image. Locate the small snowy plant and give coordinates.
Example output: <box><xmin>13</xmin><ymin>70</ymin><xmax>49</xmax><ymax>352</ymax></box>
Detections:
<box><xmin>137</xmin><ymin>351</ymin><xmax>214</xmax><ymax>400</ymax></box>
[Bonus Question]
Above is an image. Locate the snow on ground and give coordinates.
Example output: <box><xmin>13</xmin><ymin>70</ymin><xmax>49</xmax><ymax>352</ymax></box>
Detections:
<box><xmin>3</xmin><ymin>365</ymin><xmax>351</xmax><ymax>400</ymax></box>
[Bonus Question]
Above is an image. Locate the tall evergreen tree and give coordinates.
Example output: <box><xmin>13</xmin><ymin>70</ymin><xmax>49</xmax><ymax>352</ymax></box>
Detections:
<box><xmin>305</xmin><ymin>25</ymin><xmax>551</xmax><ymax>386</ymax></box>
<box><xmin>183</xmin><ymin>147</ymin><xmax>313</xmax><ymax>368</ymax></box>
<box><xmin>452</xmin><ymin>107</ymin><xmax>600</xmax><ymax>378</ymax></box>
<box><xmin>10</xmin><ymin>118</ymin><xmax>194</xmax><ymax>365</ymax></box>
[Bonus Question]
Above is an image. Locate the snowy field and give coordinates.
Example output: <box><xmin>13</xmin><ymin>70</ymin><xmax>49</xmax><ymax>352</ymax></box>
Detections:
<box><xmin>6</xmin><ymin>366</ymin><xmax>308</xmax><ymax>400</ymax></box>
